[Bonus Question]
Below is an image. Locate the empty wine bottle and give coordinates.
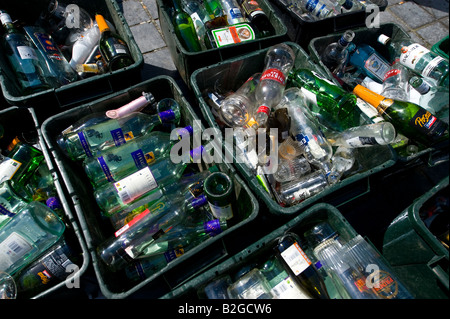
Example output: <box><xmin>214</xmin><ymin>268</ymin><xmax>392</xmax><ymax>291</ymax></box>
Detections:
<box><xmin>237</xmin><ymin>0</ymin><xmax>275</xmax><ymax>37</ymax></box>
<box><xmin>172</xmin><ymin>0</ymin><xmax>202</xmax><ymax>52</ymax></box>
<box><xmin>204</xmin><ymin>171</ymin><xmax>236</xmax><ymax>220</ymax></box>
<box><xmin>275</xmin><ymin>232</ymin><xmax>330</xmax><ymax>299</ymax></box>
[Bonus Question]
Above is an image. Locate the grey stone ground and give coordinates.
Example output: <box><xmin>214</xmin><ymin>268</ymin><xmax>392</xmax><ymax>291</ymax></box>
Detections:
<box><xmin>116</xmin><ymin>0</ymin><xmax>449</xmax><ymax>82</ymax></box>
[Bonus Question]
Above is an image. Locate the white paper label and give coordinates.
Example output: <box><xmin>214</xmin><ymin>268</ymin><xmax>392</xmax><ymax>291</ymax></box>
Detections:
<box><xmin>0</xmin><ymin>158</ymin><xmax>22</xmax><ymax>183</ymax></box>
<box><xmin>400</xmin><ymin>43</ymin><xmax>429</xmax><ymax>70</ymax></box>
<box><xmin>365</xmin><ymin>53</ymin><xmax>390</xmax><ymax>81</ymax></box>
<box><xmin>17</xmin><ymin>46</ymin><xmax>38</xmax><ymax>60</ymax></box>
<box><xmin>280</xmin><ymin>242</ymin><xmax>312</xmax><ymax>276</ymax></box>
<box><xmin>0</xmin><ymin>232</ymin><xmax>33</xmax><ymax>271</ymax></box>
<box><xmin>271</xmin><ymin>275</ymin><xmax>312</xmax><ymax>299</ymax></box>
<box><xmin>114</xmin><ymin>167</ymin><xmax>158</xmax><ymax>205</ymax></box>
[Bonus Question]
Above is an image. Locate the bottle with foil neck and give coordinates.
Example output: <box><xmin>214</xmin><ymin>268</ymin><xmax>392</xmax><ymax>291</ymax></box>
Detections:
<box><xmin>220</xmin><ymin>0</ymin><xmax>246</xmax><ymax>24</ymax></box>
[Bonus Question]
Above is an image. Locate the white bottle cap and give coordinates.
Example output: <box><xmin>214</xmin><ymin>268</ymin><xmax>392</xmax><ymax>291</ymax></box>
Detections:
<box><xmin>378</xmin><ymin>34</ymin><xmax>391</xmax><ymax>45</ymax></box>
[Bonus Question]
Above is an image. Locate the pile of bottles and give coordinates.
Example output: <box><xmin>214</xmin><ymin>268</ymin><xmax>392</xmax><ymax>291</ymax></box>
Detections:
<box><xmin>205</xmin><ymin>40</ymin><xmax>448</xmax><ymax>207</ymax></box>
<box><xmin>55</xmin><ymin>92</ymin><xmax>239</xmax><ymax>279</ymax></box>
<box><xmin>0</xmin><ymin>124</ymin><xmax>81</xmax><ymax>299</ymax></box>
<box><xmin>200</xmin><ymin>221</ymin><xmax>413</xmax><ymax>299</ymax></box>
<box><xmin>169</xmin><ymin>0</ymin><xmax>276</xmax><ymax>51</ymax></box>
<box><xmin>285</xmin><ymin>0</ymin><xmax>368</xmax><ymax>21</ymax></box>
<box><xmin>0</xmin><ymin>1</ymin><xmax>134</xmax><ymax>95</ymax></box>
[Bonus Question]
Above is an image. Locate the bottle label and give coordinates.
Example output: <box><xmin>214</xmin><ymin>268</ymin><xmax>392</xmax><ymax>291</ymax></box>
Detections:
<box><xmin>383</xmin><ymin>68</ymin><xmax>401</xmax><ymax>81</ymax></box>
<box><xmin>110</xmin><ymin>128</ymin><xmax>128</xmax><ymax>147</ymax></box>
<box><xmin>228</xmin><ymin>7</ymin><xmax>244</xmax><ymax>20</ymax></box>
<box><xmin>356</xmin><ymin>98</ymin><xmax>384</xmax><ymax>123</ymax></box>
<box><xmin>370</xmin><ymin>270</ymin><xmax>399</xmax><ymax>299</ymax></box>
<box><xmin>211</xmin><ymin>24</ymin><xmax>255</xmax><ymax>47</ymax></box>
<box><xmin>0</xmin><ymin>157</ymin><xmax>22</xmax><ymax>182</ymax></box>
<box><xmin>77</xmin><ymin>132</ymin><xmax>93</xmax><ymax>157</ymax></box>
<box><xmin>17</xmin><ymin>46</ymin><xmax>39</xmax><ymax>61</ymax></box>
<box><xmin>114</xmin><ymin>166</ymin><xmax>158</xmax><ymax>205</ymax></box>
<box><xmin>0</xmin><ymin>204</ymin><xmax>15</xmax><ymax>218</ymax></box>
<box><xmin>131</xmin><ymin>149</ymin><xmax>151</xmax><ymax>170</ymax></box>
<box><xmin>422</xmin><ymin>56</ymin><xmax>445</xmax><ymax>78</ymax></box>
<box><xmin>364</xmin><ymin>53</ymin><xmax>390</xmax><ymax>82</ymax></box>
<box><xmin>241</xmin><ymin>0</ymin><xmax>264</xmax><ymax>19</ymax></box>
<box><xmin>280</xmin><ymin>242</ymin><xmax>312</xmax><ymax>276</ymax></box>
<box><xmin>34</xmin><ymin>32</ymin><xmax>62</xmax><ymax>60</ymax></box>
<box><xmin>261</xmin><ymin>68</ymin><xmax>286</xmax><ymax>85</ymax></box>
<box><xmin>257</xmin><ymin>105</ymin><xmax>270</xmax><ymax>115</ymax></box>
<box><xmin>305</xmin><ymin>0</ymin><xmax>331</xmax><ymax>17</ymax></box>
<box><xmin>270</xmin><ymin>272</ymin><xmax>311</xmax><ymax>299</ymax></box>
<box><xmin>0</xmin><ymin>232</ymin><xmax>33</xmax><ymax>270</ymax></box>
<box><xmin>208</xmin><ymin>202</ymin><xmax>233</xmax><ymax>220</ymax></box>
<box><xmin>113</xmin><ymin>43</ymin><xmax>128</xmax><ymax>55</ymax></box>
<box><xmin>164</xmin><ymin>246</ymin><xmax>184</xmax><ymax>263</ymax></box>
<box><xmin>409</xmin><ymin>108</ymin><xmax>447</xmax><ymax>138</ymax></box>
<box><xmin>400</xmin><ymin>43</ymin><xmax>429</xmax><ymax>71</ymax></box>
<box><xmin>346</xmin><ymin>136</ymin><xmax>380</xmax><ymax>147</ymax></box>
<box><xmin>97</xmin><ymin>156</ymin><xmax>115</xmax><ymax>182</ymax></box>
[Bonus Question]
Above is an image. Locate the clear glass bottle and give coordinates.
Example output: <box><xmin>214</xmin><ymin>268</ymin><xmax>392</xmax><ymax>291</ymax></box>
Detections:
<box><xmin>0</xmin><ymin>180</ymin><xmax>30</xmax><ymax>229</ymax></box>
<box><xmin>220</xmin><ymin>0</ymin><xmax>247</xmax><ymax>24</ymax></box>
<box><xmin>296</xmin><ymin>0</ymin><xmax>335</xmax><ymax>20</ymax></box>
<box><xmin>320</xmin><ymin>30</ymin><xmax>355</xmax><ymax>75</ymax></box>
<box><xmin>254</xmin><ymin>43</ymin><xmax>295</xmax><ymax>128</ymax></box>
<box><xmin>326</xmin><ymin>122</ymin><xmax>397</xmax><ymax>148</ymax></box>
<box><xmin>278</xmin><ymin>170</ymin><xmax>329</xmax><ymax>206</ymax></box>
<box><xmin>204</xmin><ymin>171</ymin><xmax>236</xmax><ymax>220</ymax></box>
<box><xmin>0</xmin><ymin>10</ymin><xmax>51</xmax><ymax>94</ymax></box>
<box><xmin>327</xmin><ymin>146</ymin><xmax>355</xmax><ymax>184</ymax></box>
<box><xmin>227</xmin><ymin>268</ymin><xmax>274</xmax><ymax>299</ymax></box>
<box><xmin>380</xmin><ymin>61</ymin><xmax>410</xmax><ymax>101</ymax></box>
<box><xmin>273</xmin><ymin>157</ymin><xmax>311</xmax><ymax>183</ymax></box>
<box><xmin>0</xmin><ymin>201</ymin><xmax>65</xmax><ymax>276</ymax></box>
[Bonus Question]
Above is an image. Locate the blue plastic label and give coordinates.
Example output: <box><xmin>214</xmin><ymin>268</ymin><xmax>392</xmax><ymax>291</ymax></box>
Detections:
<box><xmin>78</xmin><ymin>131</ymin><xmax>93</xmax><ymax>157</ymax></box>
<box><xmin>295</xmin><ymin>133</ymin><xmax>310</xmax><ymax>146</ymax></box>
<box><xmin>204</xmin><ymin>219</ymin><xmax>222</xmax><ymax>237</ymax></box>
<box><xmin>46</xmin><ymin>197</ymin><xmax>63</xmax><ymax>211</ymax></box>
<box><xmin>110</xmin><ymin>128</ymin><xmax>127</xmax><ymax>147</ymax></box>
<box><xmin>131</xmin><ymin>149</ymin><xmax>148</xmax><ymax>170</ymax></box>
<box><xmin>97</xmin><ymin>156</ymin><xmax>115</xmax><ymax>182</ymax></box>
<box><xmin>164</xmin><ymin>247</ymin><xmax>184</xmax><ymax>263</ymax></box>
<box><xmin>0</xmin><ymin>204</ymin><xmax>15</xmax><ymax>218</ymax></box>
<box><xmin>158</xmin><ymin>109</ymin><xmax>175</xmax><ymax>123</ymax></box>
<box><xmin>191</xmin><ymin>194</ymin><xmax>208</xmax><ymax>210</ymax></box>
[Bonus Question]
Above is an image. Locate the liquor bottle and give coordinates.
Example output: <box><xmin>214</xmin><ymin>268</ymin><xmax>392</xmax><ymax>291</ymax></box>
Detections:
<box><xmin>279</xmin><ymin>87</ymin><xmax>333</xmax><ymax>172</ymax></box>
<box><xmin>237</xmin><ymin>0</ymin><xmax>275</xmax><ymax>37</ymax></box>
<box><xmin>57</xmin><ymin>107</ymin><xmax>180</xmax><ymax>161</ymax></box>
<box><xmin>347</xmin><ymin>42</ymin><xmax>391</xmax><ymax>83</ymax></box>
<box><xmin>0</xmin><ymin>10</ymin><xmax>51</xmax><ymax>94</ymax></box>
<box><xmin>0</xmin><ymin>142</ymin><xmax>44</xmax><ymax>187</ymax></box>
<box><xmin>97</xmin><ymin>194</ymin><xmax>208</xmax><ymax>271</ymax></box>
<box><xmin>95</xmin><ymin>14</ymin><xmax>134</xmax><ymax>71</ymax></box>
<box><xmin>409</xmin><ymin>76</ymin><xmax>449</xmax><ymax>123</ymax></box>
<box><xmin>380</xmin><ymin>61</ymin><xmax>410</xmax><ymax>101</ymax></box>
<box><xmin>204</xmin><ymin>22</ymin><xmax>256</xmax><ymax>49</ymax></box>
<box><xmin>378</xmin><ymin>34</ymin><xmax>449</xmax><ymax>87</ymax></box>
<box><xmin>277</xmin><ymin>170</ymin><xmax>329</xmax><ymax>206</ymax></box>
<box><xmin>0</xmin><ymin>201</ymin><xmax>65</xmax><ymax>276</ymax></box>
<box><xmin>82</xmin><ymin>126</ymin><xmax>193</xmax><ymax>188</ymax></box>
<box><xmin>288</xmin><ymin>69</ymin><xmax>359</xmax><ymax>132</ymax></box>
<box><xmin>295</xmin><ymin>0</ymin><xmax>335</xmax><ymax>20</ymax></box>
<box><xmin>0</xmin><ymin>180</ymin><xmax>30</xmax><ymax>229</ymax></box>
<box><xmin>219</xmin><ymin>73</ymin><xmax>261</xmax><ymax>128</ymax></box>
<box><xmin>353</xmin><ymin>84</ymin><xmax>449</xmax><ymax>146</ymax></box>
<box><xmin>171</xmin><ymin>0</ymin><xmax>202</xmax><ymax>52</ymax></box>
<box><xmin>337</xmin><ymin>0</ymin><xmax>364</xmax><ymax>12</ymax></box>
<box><xmin>254</xmin><ymin>43</ymin><xmax>295</xmax><ymax>128</ymax></box>
<box><xmin>220</xmin><ymin>0</ymin><xmax>247</xmax><ymax>24</ymax></box>
<box><xmin>227</xmin><ymin>268</ymin><xmax>274</xmax><ymax>299</ymax></box>
<box><xmin>13</xmin><ymin>236</ymin><xmax>81</xmax><ymax>298</ymax></box>
<box><xmin>273</xmin><ymin>157</ymin><xmax>311</xmax><ymax>183</ymax></box>
<box><xmin>275</xmin><ymin>232</ymin><xmax>330</xmax><ymax>299</ymax></box>
<box><xmin>260</xmin><ymin>256</ymin><xmax>313</xmax><ymax>299</ymax></box>
<box><xmin>320</xmin><ymin>30</ymin><xmax>355</xmax><ymax>75</ymax></box>
<box><xmin>326</xmin><ymin>122</ymin><xmax>397</xmax><ymax>148</ymax></box>
<box><xmin>23</xmin><ymin>26</ymin><xmax>78</xmax><ymax>87</ymax></box>
<box><xmin>204</xmin><ymin>171</ymin><xmax>236</xmax><ymax>220</ymax></box>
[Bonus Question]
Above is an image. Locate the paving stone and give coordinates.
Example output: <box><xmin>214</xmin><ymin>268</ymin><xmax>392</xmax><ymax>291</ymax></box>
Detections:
<box><xmin>413</xmin><ymin>0</ymin><xmax>449</xmax><ymax>19</ymax></box>
<box><xmin>389</xmin><ymin>2</ymin><xmax>435</xmax><ymax>29</ymax></box>
<box><xmin>141</xmin><ymin>48</ymin><xmax>179</xmax><ymax>79</ymax></box>
<box><xmin>416</xmin><ymin>22</ymin><xmax>450</xmax><ymax>47</ymax></box>
<box><xmin>131</xmin><ymin>22</ymin><xmax>166</xmax><ymax>53</ymax></box>
<box><xmin>122</xmin><ymin>0</ymin><xmax>150</xmax><ymax>26</ymax></box>
<box><xmin>142</xmin><ymin>0</ymin><xmax>160</xmax><ymax>20</ymax></box>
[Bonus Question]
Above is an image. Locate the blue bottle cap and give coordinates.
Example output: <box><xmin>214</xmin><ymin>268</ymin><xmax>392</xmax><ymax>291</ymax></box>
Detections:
<box><xmin>191</xmin><ymin>194</ymin><xmax>208</xmax><ymax>210</ymax></box>
<box><xmin>190</xmin><ymin>145</ymin><xmax>204</xmax><ymax>162</ymax></box>
<box><xmin>177</xmin><ymin>125</ymin><xmax>193</xmax><ymax>140</ymax></box>
<box><xmin>204</xmin><ymin>219</ymin><xmax>223</xmax><ymax>236</ymax></box>
<box><xmin>46</xmin><ymin>196</ymin><xmax>63</xmax><ymax>211</ymax></box>
<box><xmin>158</xmin><ymin>109</ymin><xmax>176</xmax><ymax>123</ymax></box>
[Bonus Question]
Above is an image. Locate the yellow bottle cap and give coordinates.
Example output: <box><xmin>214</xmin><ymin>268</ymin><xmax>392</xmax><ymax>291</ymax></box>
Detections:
<box><xmin>95</xmin><ymin>14</ymin><xmax>109</xmax><ymax>33</ymax></box>
<box><xmin>353</xmin><ymin>84</ymin><xmax>385</xmax><ymax>108</ymax></box>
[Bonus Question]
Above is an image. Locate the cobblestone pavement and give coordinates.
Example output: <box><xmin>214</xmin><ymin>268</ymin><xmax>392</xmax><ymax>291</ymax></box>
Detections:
<box><xmin>116</xmin><ymin>0</ymin><xmax>449</xmax><ymax>83</ymax></box>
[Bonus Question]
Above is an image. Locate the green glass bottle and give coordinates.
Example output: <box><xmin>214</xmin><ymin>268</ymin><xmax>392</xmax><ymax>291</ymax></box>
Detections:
<box><xmin>0</xmin><ymin>201</ymin><xmax>65</xmax><ymax>276</ymax></box>
<box><xmin>95</xmin><ymin>14</ymin><xmax>134</xmax><ymax>71</ymax></box>
<box><xmin>97</xmin><ymin>194</ymin><xmax>208</xmax><ymax>271</ymax></box>
<box><xmin>0</xmin><ymin>10</ymin><xmax>51</xmax><ymax>94</ymax></box>
<box><xmin>203</xmin><ymin>171</ymin><xmax>236</xmax><ymax>220</ymax></box>
<box><xmin>353</xmin><ymin>84</ymin><xmax>449</xmax><ymax>146</ymax></box>
<box><xmin>0</xmin><ymin>180</ymin><xmax>30</xmax><ymax>229</ymax></box>
<box><xmin>0</xmin><ymin>142</ymin><xmax>44</xmax><ymax>187</ymax></box>
<box><xmin>172</xmin><ymin>0</ymin><xmax>202</xmax><ymax>52</ymax></box>
<box><xmin>288</xmin><ymin>69</ymin><xmax>360</xmax><ymax>132</ymax></box>
<box><xmin>57</xmin><ymin>108</ymin><xmax>181</xmax><ymax>161</ymax></box>
<box><xmin>83</xmin><ymin>126</ymin><xmax>193</xmax><ymax>188</ymax></box>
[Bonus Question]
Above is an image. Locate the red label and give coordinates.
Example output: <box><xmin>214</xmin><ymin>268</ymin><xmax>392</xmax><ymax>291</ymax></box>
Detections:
<box><xmin>229</xmin><ymin>26</ymin><xmax>241</xmax><ymax>44</ymax></box>
<box><xmin>383</xmin><ymin>68</ymin><xmax>400</xmax><ymax>81</ymax></box>
<box><xmin>257</xmin><ymin>105</ymin><xmax>270</xmax><ymax>115</ymax></box>
<box><xmin>115</xmin><ymin>208</ymin><xmax>151</xmax><ymax>237</ymax></box>
<box><xmin>261</xmin><ymin>68</ymin><xmax>286</xmax><ymax>85</ymax></box>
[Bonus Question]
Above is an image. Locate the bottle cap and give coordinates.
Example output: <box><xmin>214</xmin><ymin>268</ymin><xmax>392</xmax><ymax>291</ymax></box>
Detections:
<box><xmin>95</xmin><ymin>14</ymin><xmax>110</xmax><ymax>32</ymax></box>
<box><xmin>377</xmin><ymin>34</ymin><xmax>391</xmax><ymax>45</ymax></box>
<box><xmin>176</xmin><ymin>125</ymin><xmax>193</xmax><ymax>140</ymax></box>
<box><xmin>304</xmin><ymin>222</ymin><xmax>338</xmax><ymax>249</ymax></box>
<box><xmin>353</xmin><ymin>84</ymin><xmax>385</xmax><ymax>108</ymax></box>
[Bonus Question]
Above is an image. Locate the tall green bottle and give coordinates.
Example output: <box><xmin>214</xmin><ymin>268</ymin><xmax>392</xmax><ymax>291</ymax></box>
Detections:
<box><xmin>172</xmin><ymin>0</ymin><xmax>202</xmax><ymax>52</ymax></box>
<box><xmin>288</xmin><ymin>69</ymin><xmax>360</xmax><ymax>132</ymax></box>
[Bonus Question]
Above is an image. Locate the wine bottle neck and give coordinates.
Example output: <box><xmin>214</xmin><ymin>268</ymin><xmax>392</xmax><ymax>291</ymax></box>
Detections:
<box><xmin>95</xmin><ymin>14</ymin><xmax>110</xmax><ymax>33</ymax></box>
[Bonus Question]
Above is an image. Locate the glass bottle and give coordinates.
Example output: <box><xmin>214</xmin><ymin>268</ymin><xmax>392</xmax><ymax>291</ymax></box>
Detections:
<box><xmin>353</xmin><ymin>84</ymin><xmax>449</xmax><ymax>146</ymax></box>
<box><xmin>97</xmin><ymin>194</ymin><xmax>208</xmax><ymax>272</ymax></box>
<box><xmin>204</xmin><ymin>22</ymin><xmax>256</xmax><ymax>49</ymax></box>
<box><xmin>57</xmin><ymin>108</ymin><xmax>180</xmax><ymax>161</ymax></box>
<box><xmin>278</xmin><ymin>170</ymin><xmax>329</xmax><ymax>206</ymax></box>
<box><xmin>254</xmin><ymin>43</ymin><xmax>295</xmax><ymax>128</ymax></box>
<box><xmin>273</xmin><ymin>157</ymin><xmax>311</xmax><ymax>183</ymax></box>
<box><xmin>23</xmin><ymin>26</ymin><xmax>78</xmax><ymax>87</ymax></box>
<box><xmin>326</xmin><ymin>122</ymin><xmax>397</xmax><ymax>148</ymax></box>
<box><xmin>172</xmin><ymin>0</ymin><xmax>202</xmax><ymax>52</ymax></box>
<box><xmin>288</xmin><ymin>69</ymin><xmax>359</xmax><ymax>132</ymax></box>
<box><xmin>0</xmin><ymin>142</ymin><xmax>44</xmax><ymax>187</ymax></box>
<box><xmin>95</xmin><ymin>14</ymin><xmax>134</xmax><ymax>71</ymax></box>
<box><xmin>0</xmin><ymin>10</ymin><xmax>51</xmax><ymax>94</ymax></box>
<box><xmin>260</xmin><ymin>256</ymin><xmax>313</xmax><ymax>299</ymax></box>
<box><xmin>347</xmin><ymin>42</ymin><xmax>391</xmax><ymax>84</ymax></box>
<box><xmin>0</xmin><ymin>201</ymin><xmax>65</xmax><ymax>276</ymax></box>
<box><xmin>378</xmin><ymin>34</ymin><xmax>449</xmax><ymax>87</ymax></box>
<box><xmin>268</xmin><ymin>107</ymin><xmax>291</xmax><ymax>142</ymax></box>
<box><xmin>327</xmin><ymin>146</ymin><xmax>355</xmax><ymax>184</ymax></box>
<box><xmin>220</xmin><ymin>0</ymin><xmax>247</xmax><ymax>24</ymax></box>
<box><xmin>219</xmin><ymin>73</ymin><xmax>261</xmax><ymax>128</ymax></box>
<box><xmin>0</xmin><ymin>271</ymin><xmax>16</xmax><ymax>299</ymax></box>
<box><xmin>295</xmin><ymin>0</ymin><xmax>335</xmax><ymax>20</ymax></box>
<box><xmin>204</xmin><ymin>171</ymin><xmax>236</xmax><ymax>220</ymax></box>
<box><xmin>380</xmin><ymin>61</ymin><xmax>410</xmax><ymax>101</ymax></box>
<box><xmin>0</xmin><ymin>180</ymin><xmax>30</xmax><ymax>229</ymax></box>
<box><xmin>320</xmin><ymin>30</ymin><xmax>355</xmax><ymax>75</ymax></box>
<box><xmin>227</xmin><ymin>268</ymin><xmax>274</xmax><ymax>299</ymax></box>
<box><xmin>237</xmin><ymin>0</ymin><xmax>275</xmax><ymax>37</ymax></box>
<box><xmin>82</xmin><ymin>126</ymin><xmax>193</xmax><ymax>188</ymax></box>
<box><xmin>275</xmin><ymin>232</ymin><xmax>330</xmax><ymax>299</ymax></box>
<box><xmin>409</xmin><ymin>76</ymin><xmax>449</xmax><ymax>123</ymax></box>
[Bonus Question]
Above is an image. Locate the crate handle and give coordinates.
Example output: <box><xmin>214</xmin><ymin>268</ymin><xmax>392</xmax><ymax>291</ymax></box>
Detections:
<box><xmin>427</xmin><ymin>255</ymin><xmax>449</xmax><ymax>291</ymax></box>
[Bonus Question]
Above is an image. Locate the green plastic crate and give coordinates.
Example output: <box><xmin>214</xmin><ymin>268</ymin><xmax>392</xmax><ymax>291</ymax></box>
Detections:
<box><xmin>41</xmin><ymin>75</ymin><xmax>259</xmax><ymax>299</ymax></box>
<box><xmin>308</xmin><ymin>24</ymin><xmax>449</xmax><ymax>166</ymax></box>
<box><xmin>156</xmin><ymin>0</ymin><xmax>289</xmax><ymax>89</ymax></box>
<box><xmin>0</xmin><ymin>106</ymin><xmax>90</xmax><ymax>299</ymax></box>
<box><xmin>0</xmin><ymin>0</ymin><xmax>144</xmax><ymax>122</ymax></box>
<box><xmin>190</xmin><ymin>41</ymin><xmax>397</xmax><ymax>216</ymax></box>
<box><xmin>383</xmin><ymin>176</ymin><xmax>449</xmax><ymax>299</ymax></box>
<box><xmin>432</xmin><ymin>35</ymin><xmax>449</xmax><ymax>60</ymax></box>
